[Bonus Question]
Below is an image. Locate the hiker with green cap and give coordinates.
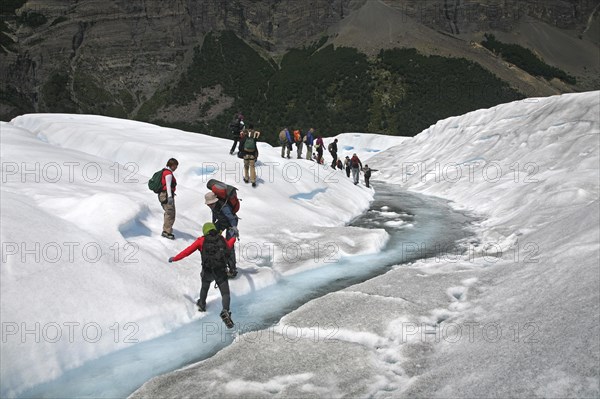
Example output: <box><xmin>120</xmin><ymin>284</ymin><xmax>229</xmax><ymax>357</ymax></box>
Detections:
<box><xmin>168</xmin><ymin>222</ymin><xmax>237</xmax><ymax>328</ymax></box>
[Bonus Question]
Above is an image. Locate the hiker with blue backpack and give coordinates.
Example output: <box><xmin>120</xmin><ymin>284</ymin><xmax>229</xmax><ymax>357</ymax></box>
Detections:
<box><xmin>279</xmin><ymin>128</ymin><xmax>293</xmax><ymax>159</ymax></box>
<box><xmin>240</xmin><ymin>123</ymin><xmax>260</xmax><ymax>187</ymax></box>
<box><xmin>304</xmin><ymin>128</ymin><xmax>315</xmax><ymax>160</ymax></box>
<box><xmin>168</xmin><ymin>222</ymin><xmax>236</xmax><ymax>328</ymax></box>
<box><xmin>205</xmin><ymin>191</ymin><xmax>239</xmax><ymax>277</ymax></box>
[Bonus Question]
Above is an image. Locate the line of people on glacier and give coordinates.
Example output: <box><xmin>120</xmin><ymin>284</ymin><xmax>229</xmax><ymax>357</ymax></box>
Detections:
<box><xmin>153</xmin><ymin>115</ymin><xmax>379</xmax><ymax>327</ymax></box>
<box><xmin>277</xmin><ymin>126</ymin><xmax>377</xmax><ymax>186</ymax></box>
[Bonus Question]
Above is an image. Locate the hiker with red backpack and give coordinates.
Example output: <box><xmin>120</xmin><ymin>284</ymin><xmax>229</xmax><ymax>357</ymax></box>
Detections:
<box><xmin>168</xmin><ymin>222</ymin><xmax>236</xmax><ymax>328</ymax></box>
<box><xmin>240</xmin><ymin>123</ymin><xmax>260</xmax><ymax>187</ymax></box>
<box><xmin>350</xmin><ymin>153</ymin><xmax>363</xmax><ymax>185</ymax></box>
<box><xmin>155</xmin><ymin>158</ymin><xmax>178</xmax><ymax>240</ymax></box>
<box><xmin>205</xmin><ymin>190</ymin><xmax>239</xmax><ymax>277</ymax></box>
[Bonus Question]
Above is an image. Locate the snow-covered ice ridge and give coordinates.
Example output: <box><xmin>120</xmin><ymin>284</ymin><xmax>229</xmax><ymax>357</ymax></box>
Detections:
<box><xmin>131</xmin><ymin>91</ymin><xmax>599</xmax><ymax>398</ymax></box>
<box><xmin>2</xmin><ymin>90</ymin><xmax>599</xmax><ymax>398</ymax></box>
<box><xmin>1</xmin><ymin>113</ymin><xmax>401</xmax><ymax>397</ymax></box>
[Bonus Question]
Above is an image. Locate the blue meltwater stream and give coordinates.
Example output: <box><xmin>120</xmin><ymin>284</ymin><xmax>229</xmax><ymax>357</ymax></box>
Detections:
<box><xmin>19</xmin><ymin>183</ymin><xmax>476</xmax><ymax>398</ymax></box>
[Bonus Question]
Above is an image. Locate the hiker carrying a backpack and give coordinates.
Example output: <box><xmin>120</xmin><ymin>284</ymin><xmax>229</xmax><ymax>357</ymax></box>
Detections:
<box><xmin>328</xmin><ymin>139</ymin><xmax>338</xmax><ymax>169</ymax></box>
<box><xmin>168</xmin><ymin>222</ymin><xmax>236</xmax><ymax>328</ymax></box>
<box><xmin>158</xmin><ymin>158</ymin><xmax>178</xmax><ymax>239</ymax></box>
<box><xmin>205</xmin><ymin>191</ymin><xmax>239</xmax><ymax>277</ymax></box>
<box><xmin>344</xmin><ymin>156</ymin><xmax>351</xmax><ymax>178</ymax></box>
<box><xmin>279</xmin><ymin>128</ymin><xmax>293</xmax><ymax>159</ymax></box>
<box><xmin>304</xmin><ymin>128</ymin><xmax>315</xmax><ymax>160</ymax></box>
<box><xmin>315</xmin><ymin>136</ymin><xmax>325</xmax><ymax>164</ymax></box>
<box><xmin>240</xmin><ymin>123</ymin><xmax>260</xmax><ymax>187</ymax></box>
<box><xmin>350</xmin><ymin>153</ymin><xmax>363</xmax><ymax>185</ymax></box>
<box><xmin>293</xmin><ymin>129</ymin><xmax>303</xmax><ymax>159</ymax></box>
<box><xmin>229</xmin><ymin>112</ymin><xmax>244</xmax><ymax>155</ymax></box>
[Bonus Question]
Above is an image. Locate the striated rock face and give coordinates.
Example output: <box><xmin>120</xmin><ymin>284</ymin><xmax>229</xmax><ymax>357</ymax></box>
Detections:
<box><xmin>1</xmin><ymin>0</ymin><xmax>357</xmax><ymax>119</ymax></box>
<box><xmin>0</xmin><ymin>0</ymin><xmax>597</xmax><ymax>121</ymax></box>
<box><xmin>380</xmin><ymin>0</ymin><xmax>600</xmax><ymax>35</ymax></box>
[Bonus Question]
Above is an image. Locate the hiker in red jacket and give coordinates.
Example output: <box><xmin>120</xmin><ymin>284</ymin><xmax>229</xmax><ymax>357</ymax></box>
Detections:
<box><xmin>168</xmin><ymin>222</ymin><xmax>236</xmax><ymax>328</ymax></box>
<box><xmin>160</xmin><ymin>158</ymin><xmax>178</xmax><ymax>239</ymax></box>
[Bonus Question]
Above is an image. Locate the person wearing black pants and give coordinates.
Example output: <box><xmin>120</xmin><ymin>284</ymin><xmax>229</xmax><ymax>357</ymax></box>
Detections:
<box><xmin>168</xmin><ymin>222</ymin><xmax>236</xmax><ymax>328</ymax></box>
<box><xmin>229</xmin><ymin>115</ymin><xmax>244</xmax><ymax>155</ymax></box>
<box><xmin>329</xmin><ymin>138</ymin><xmax>338</xmax><ymax>169</ymax></box>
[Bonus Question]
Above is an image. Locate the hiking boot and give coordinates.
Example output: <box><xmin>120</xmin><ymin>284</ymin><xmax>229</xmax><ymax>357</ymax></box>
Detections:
<box><xmin>227</xmin><ymin>268</ymin><xmax>238</xmax><ymax>278</ymax></box>
<box><xmin>220</xmin><ymin>309</ymin><xmax>234</xmax><ymax>329</ymax></box>
<box><xmin>196</xmin><ymin>299</ymin><xmax>206</xmax><ymax>312</ymax></box>
<box><xmin>243</xmin><ymin>178</ymin><xmax>249</xmax><ymax>184</ymax></box>
<box><xmin>161</xmin><ymin>231</ymin><xmax>175</xmax><ymax>240</ymax></box>
<box><xmin>252</xmin><ymin>182</ymin><xmax>256</xmax><ymax>188</ymax></box>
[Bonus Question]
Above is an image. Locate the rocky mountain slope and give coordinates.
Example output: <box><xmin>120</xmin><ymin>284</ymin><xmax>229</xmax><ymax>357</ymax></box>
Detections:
<box><xmin>1</xmin><ymin>0</ymin><xmax>598</xmax><ymax>135</ymax></box>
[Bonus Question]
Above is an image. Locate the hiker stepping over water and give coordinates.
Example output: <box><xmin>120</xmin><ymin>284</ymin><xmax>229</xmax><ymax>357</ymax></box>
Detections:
<box><xmin>168</xmin><ymin>222</ymin><xmax>235</xmax><ymax>329</ymax></box>
<box><xmin>205</xmin><ymin>190</ymin><xmax>239</xmax><ymax>277</ymax></box>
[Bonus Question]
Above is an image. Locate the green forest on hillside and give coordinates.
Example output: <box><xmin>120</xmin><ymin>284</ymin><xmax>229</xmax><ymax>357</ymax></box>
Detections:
<box><xmin>139</xmin><ymin>31</ymin><xmax>523</xmax><ymax>144</ymax></box>
<box><xmin>481</xmin><ymin>34</ymin><xmax>576</xmax><ymax>85</ymax></box>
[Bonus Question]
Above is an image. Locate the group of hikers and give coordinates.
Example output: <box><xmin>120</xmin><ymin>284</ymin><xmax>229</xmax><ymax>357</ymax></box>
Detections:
<box><xmin>229</xmin><ymin>112</ymin><xmax>377</xmax><ymax>188</ymax></box>
<box><xmin>156</xmin><ymin>112</ymin><xmax>379</xmax><ymax>329</ymax></box>
<box><xmin>155</xmin><ymin>158</ymin><xmax>239</xmax><ymax>328</ymax></box>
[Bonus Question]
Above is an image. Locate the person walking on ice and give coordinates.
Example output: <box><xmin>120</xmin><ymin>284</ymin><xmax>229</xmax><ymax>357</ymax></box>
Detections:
<box><xmin>363</xmin><ymin>164</ymin><xmax>378</xmax><ymax>188</ymax></box>
<box><xmin>350</xmin><ymin>153</ymin><xmax>363</xmax><ymax>185</ymax></box>
<box><xmin>159</xmin><ymin>158</ymin><xmax>178</xmax><ymax>239</ymax></box>
<box><xmin>279</xmin><ymin>128</ymin><xmax>293</xmax><ymax>159</ymax></box>
<box><xmin>304</xmin><ymin>128</ymin><xmax>315</xmax><ymax>160</ymax></box>
<box><xmin>168</xmin><ymin>222</ymin><xmax>236</xmax><ymax>328</ymax></box>
<box><xmin>240</xmin><ymin>123</ymin><xmax>260</xmax><ymax>187</ymax></box>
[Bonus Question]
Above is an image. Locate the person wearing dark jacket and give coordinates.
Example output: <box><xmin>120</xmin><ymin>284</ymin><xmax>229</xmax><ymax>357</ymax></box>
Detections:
<box><xmin>315</xmin><ymin>136</ymin><xmax>325</xmax><ymax>164</ymax></box>
<box><xmin>328</xmin><ymin>139</ymin><xmax>338</xmax><ymax>169</ymax></box>
<box><xmin>205</xmin><ymin>191</ymin><xmax>239</xmax><ymax>277</ymax></box>
<box><xmin>229</xmin><ymin>113</ymin><xmax>244</xmax><ymax>155</ymax></box>
<box><xmin>168</xmin><ymin>222</ymin><xmax>236</xmax><ymax>328</ymax></box>
<box><xmin>363</xmin><ymin>164</ymin><xmax>378</xmax><ymax>188</ymax></box>
<box><xmin>159</xmin><ymin>158</ymin><xmax>178</xmax><ymax>239</ymax></box>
